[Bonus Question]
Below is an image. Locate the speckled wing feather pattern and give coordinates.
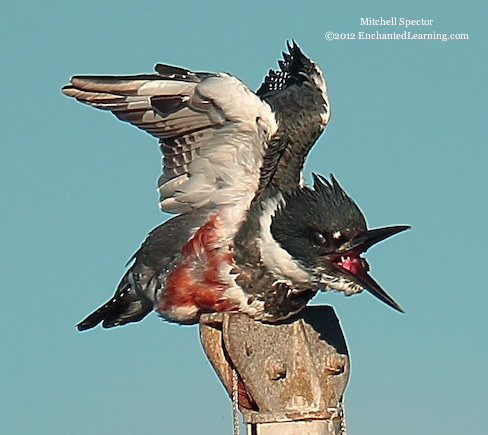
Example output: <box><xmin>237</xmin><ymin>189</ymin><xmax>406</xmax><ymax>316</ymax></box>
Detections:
<box><xmin>62</xmin><ymin>66</ymin><xmax>277</xmax><ymax>217</ymax></box>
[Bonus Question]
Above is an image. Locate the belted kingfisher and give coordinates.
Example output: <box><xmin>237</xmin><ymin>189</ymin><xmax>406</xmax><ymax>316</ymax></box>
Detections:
<box><xmin>63</xmin><ymin>42</ymin><xmax>409</xmax><ymax>330</ymax></box>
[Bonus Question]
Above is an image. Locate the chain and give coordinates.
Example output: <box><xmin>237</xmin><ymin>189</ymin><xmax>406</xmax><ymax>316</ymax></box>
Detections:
<box><xmin>339</xmin><ymin>398</ymin><xmax>347</xmax><ymax>435</ymax></box>
<box><xmin>232</xmin><ymin>368</ymin><xmax>239</xmax><ymax>435</ymax></box>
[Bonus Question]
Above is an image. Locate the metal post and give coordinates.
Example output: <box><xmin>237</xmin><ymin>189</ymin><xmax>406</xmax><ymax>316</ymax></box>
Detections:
<box><xmin>200</xmin><ymin>306</ymin><xmax>349</xmax><ymax>435</ymax></box>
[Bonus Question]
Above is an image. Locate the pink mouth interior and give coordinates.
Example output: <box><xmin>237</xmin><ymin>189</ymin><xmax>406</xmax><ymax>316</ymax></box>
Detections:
<box><xmin>336</xmin><ymin>256</ymin><xmax>362</xmax><ymax>274</ymax></box>
<box><xmin>326</xmin><ymin>250</ymin><xmax>367</xmax><ymax>276</ymax></box>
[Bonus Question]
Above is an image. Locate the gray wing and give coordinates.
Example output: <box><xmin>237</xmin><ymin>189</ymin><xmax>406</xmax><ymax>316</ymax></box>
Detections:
<box><xmin>63</xmin><ymin>66</ymin><xmax>277</xmax><ymax>215</ymax></box>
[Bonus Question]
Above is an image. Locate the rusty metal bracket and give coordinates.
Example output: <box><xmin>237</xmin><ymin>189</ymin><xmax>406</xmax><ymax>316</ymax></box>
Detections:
<box><xmin>200</xmin><ymin>306</ymin><xmax>350</xmax><ymax>434</ymax></box>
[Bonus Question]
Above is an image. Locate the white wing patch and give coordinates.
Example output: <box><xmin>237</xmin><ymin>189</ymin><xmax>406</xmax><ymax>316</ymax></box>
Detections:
<box><xmin>310</xmin><ymin>62</ymin><xmax>330</xmax><ymax>125</ymax></box>
<box><xmin>157</xmin><ymin>74</ymin><xmax>277</xmax><ymax>220</ymax></box>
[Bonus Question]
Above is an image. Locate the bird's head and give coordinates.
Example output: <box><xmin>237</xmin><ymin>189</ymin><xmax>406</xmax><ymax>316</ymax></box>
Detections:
<box><xmin>270</xmin><ymin>174</ymin><xmax>409</xmax><ymax>312</ymax></box>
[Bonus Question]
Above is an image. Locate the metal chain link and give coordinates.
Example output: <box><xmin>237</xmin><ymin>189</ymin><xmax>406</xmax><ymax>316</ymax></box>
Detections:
<box><xmin>232</xmin><ymin>368</ymin><xmax>239</xmax><ymax>435</ymax></box>
<box><xmin>340</xmin><ymin>398</ymin><xmax>347</xmax><ymax>435</ymax></box>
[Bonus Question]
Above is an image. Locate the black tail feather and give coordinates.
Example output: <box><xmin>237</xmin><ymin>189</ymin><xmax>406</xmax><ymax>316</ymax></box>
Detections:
<box><xmin>77</xmin><ymin>276</ymin><xmax>152</xmax><ymax>331</ymax></box>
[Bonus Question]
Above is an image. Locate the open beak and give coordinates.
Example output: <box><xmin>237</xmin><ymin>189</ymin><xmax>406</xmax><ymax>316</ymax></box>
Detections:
<box><xmin>326</xmin><ymin>225</ymin><xmax>410</xmax><ymax>312</ymax></box>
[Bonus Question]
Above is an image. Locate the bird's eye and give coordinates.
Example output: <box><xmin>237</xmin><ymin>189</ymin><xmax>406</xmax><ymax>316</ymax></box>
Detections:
<box><xmin>311</xmin><ymin>231</ymin><xmax>327</xmax><ymax>247</ymax></box>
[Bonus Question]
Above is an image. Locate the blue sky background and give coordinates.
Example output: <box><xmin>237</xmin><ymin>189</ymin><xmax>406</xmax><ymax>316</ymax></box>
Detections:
<box><xmin>1</xmin><ymin>1</ymin><xmax>486</xmax><ymax>434</ymax></box>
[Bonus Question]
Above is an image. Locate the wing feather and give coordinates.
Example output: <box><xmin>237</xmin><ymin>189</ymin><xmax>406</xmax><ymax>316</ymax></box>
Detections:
<box><xmin>256</xmin><ymin>41</ymin><xmax>331</xmax><ymax>195</ymax></box>
<box><xmin>63</xmin><ymin>68</ymin><xmax>277</xmax><ymax>227</ymax></box>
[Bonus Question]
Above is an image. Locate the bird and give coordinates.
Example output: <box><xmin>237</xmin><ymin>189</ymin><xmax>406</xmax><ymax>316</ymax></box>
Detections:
<box><xmin>62</xmin><ymin>42</ymin><xmax>409</xmax><ymax>330</ymax></box>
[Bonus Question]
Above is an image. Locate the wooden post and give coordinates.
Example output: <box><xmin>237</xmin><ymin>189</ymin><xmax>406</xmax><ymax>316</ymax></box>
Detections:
<box><xmin>200</xmin><ymin>306</ymin><xmax>349</xmax><ymax>435</ymax></box>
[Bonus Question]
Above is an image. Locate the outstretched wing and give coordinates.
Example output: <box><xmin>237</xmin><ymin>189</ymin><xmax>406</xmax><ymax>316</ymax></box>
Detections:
<box><xmin>62</xmin><ymin>67</ymin><xmax>277</xmax><ymax>215</ymax></box>
<box><xmin>256</xmin><ymin>41</ymin><xmax>331</xmax><ymax>195</ymax></box>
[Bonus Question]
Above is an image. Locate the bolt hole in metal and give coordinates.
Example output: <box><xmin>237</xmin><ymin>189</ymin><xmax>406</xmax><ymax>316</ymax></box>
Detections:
<box><xmin>267</xmin><ymin>359</ymin><xmax>287</xmax><ymax>381</ymax></box>
<box><xmin>245</xmin><ymin>342</ymin><xmax>253</xmax><ymax>356</ymax></box>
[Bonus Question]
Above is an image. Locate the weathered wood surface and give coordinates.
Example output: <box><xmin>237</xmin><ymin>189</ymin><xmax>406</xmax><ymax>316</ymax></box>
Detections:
<box><xmin>200</xmin><ymin>306</ymin><xmax>349</xmax><ymax>434</ymax></box>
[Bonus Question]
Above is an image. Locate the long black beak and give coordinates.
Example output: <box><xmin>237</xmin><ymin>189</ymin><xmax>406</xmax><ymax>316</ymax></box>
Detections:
<box><xmin>351</xmin><ymin>264</ymin><xmax>405</xmax><ymax>313</ymax></box>
<box><xmin>341</xmin><ymin>225</ymin><xmax>410</xmax><ymax>253</ymax></box>
<box><xmin>335</xmin><ymin>225</ymin><xmax>410</xmax><ymax>313</ymax></box>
